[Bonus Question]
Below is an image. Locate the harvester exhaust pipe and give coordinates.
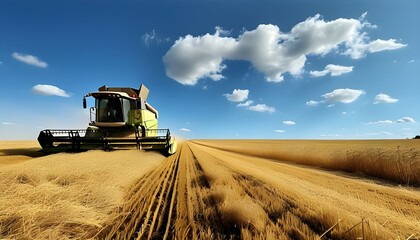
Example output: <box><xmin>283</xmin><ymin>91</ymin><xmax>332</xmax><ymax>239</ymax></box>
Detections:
<box><xmin>83</xmin><ymin>97</ymin><xmax>87</xmax><ymax>109</ymax></box>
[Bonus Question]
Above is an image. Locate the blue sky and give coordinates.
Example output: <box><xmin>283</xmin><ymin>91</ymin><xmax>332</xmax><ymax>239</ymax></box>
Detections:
<box><xmin>0</xmin><ymin>0</ymin><xmax>419</xmax><ymax>140</ymax></box>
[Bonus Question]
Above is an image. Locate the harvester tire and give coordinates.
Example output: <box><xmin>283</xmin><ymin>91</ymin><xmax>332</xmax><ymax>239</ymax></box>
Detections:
<box><xmin>167</xmin><ymin>142</ymin><xmax>177</xmax><ymax>156</ymax></box>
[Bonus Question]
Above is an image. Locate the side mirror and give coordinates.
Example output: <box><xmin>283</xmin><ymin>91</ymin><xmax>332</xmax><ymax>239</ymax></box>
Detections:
<box><xmin>83</xmin><ymin>97</ymin><xmax>87</xmax><ymax>109</ymax></box>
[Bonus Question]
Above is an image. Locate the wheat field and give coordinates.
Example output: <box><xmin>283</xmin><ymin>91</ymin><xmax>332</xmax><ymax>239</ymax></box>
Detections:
<box><xmin>0</xmin><ymin>141</ymin><xmax>165</xmax><ymax>239</ymax></box>
<box><xmin>1</xmin><ymin>139</ymin><xmax>419</xmax><ymax>239</ymax></box>
<box><xmin>193</xmin><ymin>139</ymin><xmax>420</xmax><ymax>186</ymax></box>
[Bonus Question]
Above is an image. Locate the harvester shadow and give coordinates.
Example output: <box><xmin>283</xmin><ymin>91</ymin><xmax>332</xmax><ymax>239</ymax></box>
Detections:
<box><xmin>0</xmin><ymin>148</ymin><xmax>47</xmax><ymax>158</ymax></box>
<box><xmin>36</xmin><ymin>146</ymin><xmax>169</xmax><ymax>157</ymax></box>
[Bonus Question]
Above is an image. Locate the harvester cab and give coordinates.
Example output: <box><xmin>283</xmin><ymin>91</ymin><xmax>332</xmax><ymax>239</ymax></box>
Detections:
<box><xmin>38</xmin><ymin>84</ymin><xmax>177</xmax><ymax>155</ymax></box>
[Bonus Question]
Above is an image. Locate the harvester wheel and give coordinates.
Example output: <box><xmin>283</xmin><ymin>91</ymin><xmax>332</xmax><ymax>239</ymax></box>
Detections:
<box><xmin>167</xmin><ymin>141</ymin><xmax>177</xmax><ymax>156</ymax></box>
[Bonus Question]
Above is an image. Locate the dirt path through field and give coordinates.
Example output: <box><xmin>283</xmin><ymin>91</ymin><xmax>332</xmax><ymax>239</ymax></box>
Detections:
<box><xmin>102</xmin><ymin>141</ymin><xmax>420</xmax><ymax>240</ymax></box>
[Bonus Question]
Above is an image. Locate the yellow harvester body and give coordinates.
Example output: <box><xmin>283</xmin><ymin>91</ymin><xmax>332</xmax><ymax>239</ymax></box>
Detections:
<box><xmin>38</xmin><ymin>84</ymin><xmax>177</xmax><ymax>155</ymax></box>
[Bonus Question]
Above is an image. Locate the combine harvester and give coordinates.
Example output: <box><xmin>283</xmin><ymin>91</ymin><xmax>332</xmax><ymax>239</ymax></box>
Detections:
<box><xmin>38</xmin><ymin>84</ymin><xmax>177</xmax><ymax>155</ymax></box>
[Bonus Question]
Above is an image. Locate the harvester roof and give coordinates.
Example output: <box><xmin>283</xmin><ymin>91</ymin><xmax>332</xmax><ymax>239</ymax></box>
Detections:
<box><xmin>96</xmin><ymin>84</ymin><xmax>149</xmax><ymax>101</ymax></box>
<box><xmin>89</xmin><ymin>91</ymin><xmax>137</xmax><ymax>100</ymax></box>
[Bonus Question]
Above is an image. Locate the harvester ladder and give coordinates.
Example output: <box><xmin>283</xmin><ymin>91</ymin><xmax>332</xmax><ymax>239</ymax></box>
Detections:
<box><xmin>135</xmin><ymin>129</ymin><xmax>142</xmax><ymax>150</ymax></box>
<box><xmin>101</xmin><ymin>130</ymin><xmax>110</xmax><ymax>151</ymax></box>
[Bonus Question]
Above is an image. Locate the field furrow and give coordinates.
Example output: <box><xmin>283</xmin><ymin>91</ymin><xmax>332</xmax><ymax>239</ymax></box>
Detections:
<box><xmin>98</xmin><ymin>148</ymin><xmax>180</xmax><ymax>239</ymax></box>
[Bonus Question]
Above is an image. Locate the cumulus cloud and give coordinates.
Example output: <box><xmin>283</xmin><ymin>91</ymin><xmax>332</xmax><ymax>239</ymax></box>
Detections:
<box><xmin>308</xmin><ymin>88</ymin><xmax>365</xmax><ymax>106</ymax></box>
<box><xmin>12</xmin><ymin>52</ymin><xmax>48</xmax><ymax>68</ymax></box>
<box><xmin>373</xmin><ymin>93</ymin><xmax>398</xmax><ymax>104</ymax></box>
<box><xmin>179</xmin><ymin>128</ymin><xmax>191</xmax><ymax>132</ymax></box>
<box><xmin>163</xmin><ymin>31</ymin><xmax>236</xmax><ymax>85</ymax></box>
<box><xmin>396</xmin><ymin>117</ymin><xmax>415</xmax><ymax>123</ymax></box>
<box><xmin>32</xmin><ymin>84</ymin><xmax>71</xmax><ymax>97</ymax></box>
<box><xmin>310</xmin><ymin>64</ymin><xmax>353</xmax><ymax>77</ymax></box>
<box><xmin>224</xmin><ymin>89</ymin><xmax>249</xmax><ymax>102</ymax></box>
<box><xmin>248</xmin><ymin>104</ymin><xmax>275</xmax><ymax>113</ymax></box>
<box><xmin>323</xmin><ymin>88</ymin><xmax>365</xmax><ymax>103</ymax></box>
<box><xmin>164</xmin><ymin>13</ymin><xmax>405</xmax><ymax>85</ymax></box>
<box><xmin>283</xmin><ymin>120</ymin><xmax>296</xmax><ymax>125</ymax></box>
<box><xmin>274</xmin><ymin>129</ymin><xmax>285</xmax><ymax>133</ymax></box>
<box><xmin>227</xmin><ymin>89</ymin><xmax>275</xmax><ymax>113</ymax></box>
<box><xmin>237</xmin><ymin>100</ymin><xmax>254</xmax><ymax>107</ymax></box>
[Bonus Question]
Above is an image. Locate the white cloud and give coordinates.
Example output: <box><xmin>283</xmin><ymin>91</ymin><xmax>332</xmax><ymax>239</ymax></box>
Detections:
<box><xmin>32</xmin><ymin>84</ymin><xmax>71</xmax><ymax>97</ymax></box>
<box><xmin>179</xmin><ymin>128</ymin><xmax>191</xmax><ymax>132</ymax></box>
<box><xmin>308</xmin><ymin>88</ymin><xmax>365</xmax><ymax>106</ymax></box>
<box><xmin>12</xmin><ymin>52</ymin><xmax>48</xmax><ymax>68</ymax></box>
<box><xmin>141</xmin><ymin>30</ymin><xmax>170</xmax><ymax>46</ymax></box>
<box><xmin>373</xmin><ymin>93</ymin><xmax>398</xmax><ymax>104</ymax></box>
<box><xmin>408</xmin><ymin>60</ymin><xmax>415</xmax><ymax>63</ymax></box>
<box><xmin>163</xmin><ymin>30</ymin><xmax>237</xmax><ymax>86</ymax></box>
<box><xmin>306</xmin><ymin>100</ymin><xmax>320</xmax><ymax>106</ymax></box>
<box><xmin>365</xmin><ymin>132</ymin><xmax>393</xmax><ymax>136</ymax></box>
<box><xmin>224</xmin><ymin>89</ymin><xmax>249</xmax><ymax>102</ymax></box>
<box><xmin>396</xmin><ymin>117</ymin><xmax>415</xmax><ymax>123</ymax></box>
<box><xmin>366</xmin><ymin>39</ymin><xmax>406</xmax><ymax>53</ymax></box>
<box><xmin>164</xmin><ymin>14</ymin><xmax>405</xmax><ymax>85</ymax></box>
<box><xmin>365</xmin><ymin>120</ymin><xmax>394</xmax><ymax>125</ymax></box>
<box><xmin>322</xmin><ymin>88</ymin><xmax>365</xmax><ymax>104</ymax></box>
<box><xmin>274</xmin><ymin>129</ymin><xmax>285</xmax><ymax>133</ymax></box>
<box><xmin>1</xmin><ymin>122</ymin><xmax>17</xmax><ymax>125</ymax></box>
<box><xmin>365</xmin><ymin>117</ymin><xmax>415</xmax><ymax>125</ymax></box>
<box><xmin>142</xmin><ymin>30</ymin><xmax>157</xmax><ymax>46</ymax></box>
<box><xmin>215</xmin><ymin>26</ymin><xmax>231</xmax><ymax>36</ymax></box>
<box><xmin>283</xmin><ymin>120</ymin><xmax>296</xmax><ymax>125</ymax></box>
<box><xmin>248</xmin><ymin>104</ymin><xmax>275</xmax><ymax>113</ymax></box>
<box><xmin>310</xmin><ymin>64</ymin><xmax>353</xmax><ymax>77</ymax></box>
<box><xmin>237</xmin><ymin>100</ymin><xmax>254</xmax><ymax>107</ymax></box>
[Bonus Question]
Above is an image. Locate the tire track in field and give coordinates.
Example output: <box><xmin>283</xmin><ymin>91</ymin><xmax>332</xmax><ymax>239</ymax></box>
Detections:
<box><xmin>98</xmin><ymin>147</ymin><xmax>180</xmax><ymax>240</ymax></box>
<box><xmin>185</xmin><ymin>141</ymin><xmax>331</xmax><ymax>239</ymax></box>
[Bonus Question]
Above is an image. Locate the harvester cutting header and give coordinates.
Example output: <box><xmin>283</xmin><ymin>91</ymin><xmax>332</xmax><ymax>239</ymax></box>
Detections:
<box><xmin>38</xmin><ymin>84</ymin><xmax>177</xmax><ymax>155</ymax></box>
